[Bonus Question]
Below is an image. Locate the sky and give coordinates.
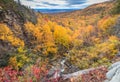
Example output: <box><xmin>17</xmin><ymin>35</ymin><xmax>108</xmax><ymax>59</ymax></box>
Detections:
<box><xmin>15</xmin><ymin>0</ymin><xmax>109</xmax><ymax>9</ymax></box>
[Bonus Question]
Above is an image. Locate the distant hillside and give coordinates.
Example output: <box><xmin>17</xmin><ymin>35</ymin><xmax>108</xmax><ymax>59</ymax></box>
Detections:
<box><xmin>47</xmin><ymin>0</ymin><xmax>115</xmax><ymax>31</ymax></box>
<box><xmin>34</xmin><ymin>9</ymin><xmax>79</xmax><ymax>14</ymax></box>
<box><xmin>50</xmin><ymin>0</ymin><xmax>114</xmax><ymax>17</ymax></box>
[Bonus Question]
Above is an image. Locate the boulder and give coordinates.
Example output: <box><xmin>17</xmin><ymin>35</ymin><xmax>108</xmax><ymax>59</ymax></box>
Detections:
<box><xmin>108</xmin><ymin>61</ymin><xmax>120</xmax><ymax>70</ymax></box>
<box><xmin>0</xmin><ymin>6</ymin><xmax>2</xmax><ymax>9</ymax></box>
<box><xmin>0</xmin><ymin>6</ymin><xmax>3</xmax><ymax>13</ymax></box>
<box><xmin>110</xmin><ymin>71</ymin><xmax>120</xmax><ymax>82</ymax></box>
<box><xmin>106</xmin><ymin>64</ymin><xmax>120</xmax><ymax>80</ymax></box>
<box><xmin>106</xmin><ymin>61</ymin><xmax>120</xmax><ymax>82</ymax></box>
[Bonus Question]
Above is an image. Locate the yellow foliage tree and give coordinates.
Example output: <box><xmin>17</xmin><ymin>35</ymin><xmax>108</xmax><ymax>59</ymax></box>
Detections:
<box><xmin>24</xmin><ymin>22</ymin><xmax>57</xmax><ymax>56</ymax></box>
<box><xmin>98</xmin><ymin>16</ymin><xmax>117</xmax><ymax>31</ymax></box>
<box><xmin>0</xmin><ymin>23</ymin><xmax>24</xmax><ymax>47</ymax></box>
<box><xmin>53</xmin><ymin>25</ymin><xmax>71</xmax><ymax>49</ymax></box>
<box><xmin>40</xmin><ymin>24</ymin><xmax>57</xmax><ymax>56</ymax></box>
<box><xmin>9</xmin><ymin>47</ymin><xmax>29</xmax><ymax>70</ymax></box>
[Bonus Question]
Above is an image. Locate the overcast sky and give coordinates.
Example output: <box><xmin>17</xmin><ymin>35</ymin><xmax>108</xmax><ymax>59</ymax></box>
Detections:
<box><xmin>15</xmin><ymin>0</ymin><xmax>109</xmax><ymax>9</ymax></box>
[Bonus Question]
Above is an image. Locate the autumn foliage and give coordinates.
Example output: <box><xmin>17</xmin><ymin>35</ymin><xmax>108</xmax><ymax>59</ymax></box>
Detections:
<box><xmin>0</xmin><ymin>0</ymin><xmax>120</xmax><ymax>81</ymax></box>
<box><xmin>81</xmin><ymin>67</ymin><xmax>107</xmax><ymax>82</ymax></box>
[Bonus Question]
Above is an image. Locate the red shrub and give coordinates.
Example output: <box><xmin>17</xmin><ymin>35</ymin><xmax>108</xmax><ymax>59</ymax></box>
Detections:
<box><xmin>0</xmin><ymin>66</ymin><xmax>23</xmax><ymax>82</ymax></box>
<box><xmin>81</xmin><ymin>67</ymin><xmax>108</xmax><ymax>82</ymax></box>
<box><xmin>0</xmin><ymin>65</ymin><xmax>61</xmax><ymax>82</ymax></box>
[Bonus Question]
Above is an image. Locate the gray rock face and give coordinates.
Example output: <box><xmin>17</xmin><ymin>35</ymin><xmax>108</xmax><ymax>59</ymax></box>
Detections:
<box><xmin>106</xmin><ymin>61</ymin><xmax>120</xmax><ymax>82</ymax></box>
<box><xmin>108</xmin><ymin>61</ymin><xmax>120</xmax><ymax>70</ymax></box>
<box><xmin>0</xmin><ymin>6</ymin><xmax>3</xmax><ymax>12</ymax></box>
<box><xmin>104</xmin><ymin>80</ymin><xmax>110</xmax><ymax>82</ymax></box>
<box><xmin>107</xmin><ymin>64</ymin><xmax>120</xmax><ymax>80</ymax></box>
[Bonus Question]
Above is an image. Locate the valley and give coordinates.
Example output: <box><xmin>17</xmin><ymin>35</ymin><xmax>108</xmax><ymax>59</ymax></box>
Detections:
<box><xmin>0</xmin><ymin>0</ymin><xmax>120</xmax><ymax>82</ymax></box>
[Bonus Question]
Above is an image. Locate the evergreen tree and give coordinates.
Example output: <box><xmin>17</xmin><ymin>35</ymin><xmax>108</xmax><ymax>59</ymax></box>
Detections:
<box><xmin>18</xmin><ymin>0</ymin><xmax>21</xmax><ymax>5</ymax></box>
<box><xmin>112</xmin><ymin>0</ymin><xmax>120</xmax><ymax>14</ymax></box>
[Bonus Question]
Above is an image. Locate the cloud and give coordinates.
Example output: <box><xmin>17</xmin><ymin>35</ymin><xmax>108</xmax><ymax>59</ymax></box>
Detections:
<box><xmin>14</xmin><ymin>0</ymin><xmax>109</xmax><ymax>9</ymax></box>
<box><xmin>66</xmin><ymin>0</ymin><xmax>87</xmax><ymax>5</ymax></box>
<box><xmin>42</xmin><ymin>2</ymin><xmax>59</xmax><ymax>6</ymax></box>
<box><xmin>26</xmin><ymin>0</ymin><xmax>34</xmax><ymax>1</ymax></box>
